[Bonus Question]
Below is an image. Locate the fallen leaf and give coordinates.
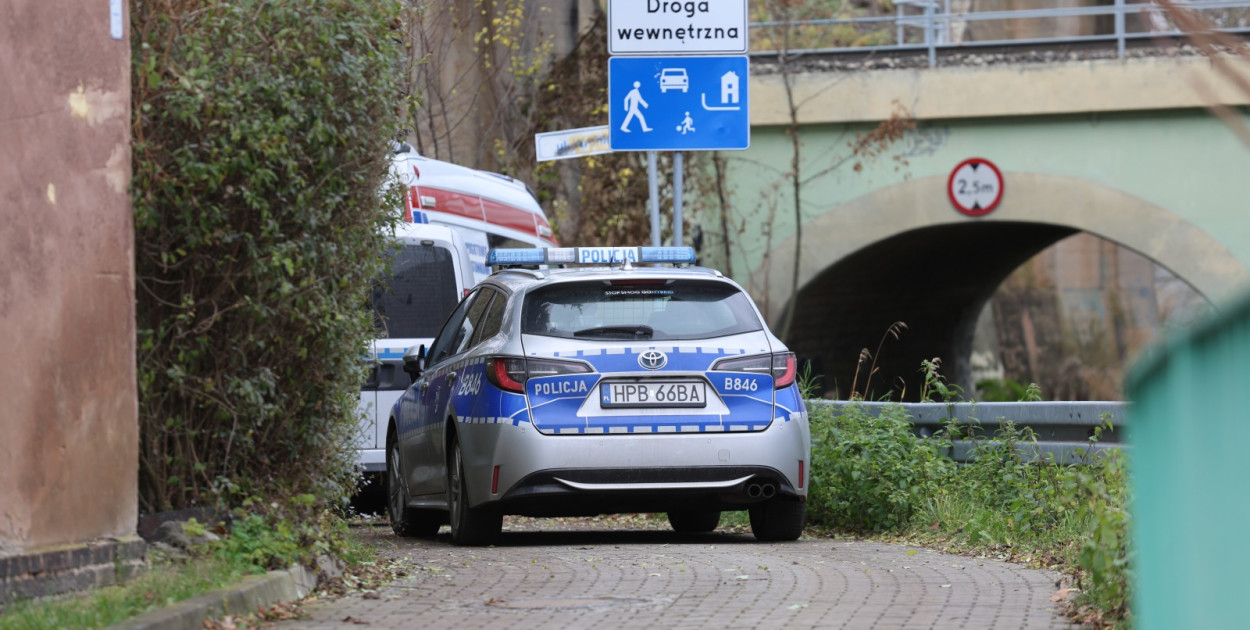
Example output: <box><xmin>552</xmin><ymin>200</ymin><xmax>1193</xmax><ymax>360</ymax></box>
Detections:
<box><xmin>736</xmin><ymin>575</ymin><xmax>750</xmax><ymax>580</ymax></box>
<box><xmin>787</xmin><ymin>603</ymin><xmax>809</xmax><ymax>611</ymax></box>
<box><xmin>343</xmin><ymin>615</ymin><xmax>371</xmax><ymax>625</ymax></box>
<box><xmin>1049</xmin><ymin>587</ymin><xmax>1070</xmax><ymax>602</ymax></box>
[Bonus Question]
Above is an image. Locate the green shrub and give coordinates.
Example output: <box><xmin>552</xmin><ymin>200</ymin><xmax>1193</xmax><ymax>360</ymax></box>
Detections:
<box><xmin>1067</xmin><ymin>448</ymin><xmax>1132</xmax><ymax>620</ymax></box>
<box><xmin>807</xmin><ymin>403</ymin><xmax>954</xmax><ymax>531</ymax></box>
<box><xmin>208</xmin><ymin>495</ymin><xmax>356</xmax><ymax>571</ymax></box>
<box><xmin>806</xmin><ymin>379</ymin><xmax>1131</xmax><ymax>626</ymax></box>
<box><xmin>975</xmin><ymin>378</ymin><xmax>1027</xmax><ymax>402</ymax></box>
<box><xmin>917</xmin><ymin>413</ymin><xmax>1132</xmax><ymax>625</ymax></box>
<box><xmin>949</xmin><ymin>420</ymin><xmax>1078</xmax><ymax>543</ymax></box>
<box><xmin>131</xmin><ymin>0</ymin><xmax>407</xmax><ymax>512</ymax></box>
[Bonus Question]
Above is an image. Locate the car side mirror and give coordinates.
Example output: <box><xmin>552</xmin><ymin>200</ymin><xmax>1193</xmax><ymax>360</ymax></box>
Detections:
<box><xmin>402</xmin><ymin>344</ymin><xmax>426</xmax><ymax>384</ymax></box>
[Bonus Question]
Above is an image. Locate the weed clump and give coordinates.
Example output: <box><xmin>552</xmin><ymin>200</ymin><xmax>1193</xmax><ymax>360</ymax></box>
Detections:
<box><xmin>805</xmin><ymin>366</ymin><xmax>1131</xmax><ymax>626</ymax></box>
<box><xmin>807</xmin><ymin>403</ymin><xmax>954</xmax><ymax>531</ymax></box>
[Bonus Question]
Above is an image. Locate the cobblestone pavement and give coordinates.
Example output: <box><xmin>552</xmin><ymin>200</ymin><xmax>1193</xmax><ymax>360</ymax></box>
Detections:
<box><xmin>276</xmin><ymin>518</ymin><xmax>1074</xmax><ymax>630</ymax></box>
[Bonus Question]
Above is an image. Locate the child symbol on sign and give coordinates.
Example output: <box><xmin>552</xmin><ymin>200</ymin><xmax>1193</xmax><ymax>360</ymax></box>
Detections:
<box><xmin>676</xmin><ymin>111</ymin><xmax>695</xmax><ymax>135</ymax></box>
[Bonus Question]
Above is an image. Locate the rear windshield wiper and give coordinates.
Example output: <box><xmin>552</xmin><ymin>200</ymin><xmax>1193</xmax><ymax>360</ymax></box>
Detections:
<box><xmin>572</xmin><ymin>325</ymin><xmax>654</xmax><ymax>339</ymax></box>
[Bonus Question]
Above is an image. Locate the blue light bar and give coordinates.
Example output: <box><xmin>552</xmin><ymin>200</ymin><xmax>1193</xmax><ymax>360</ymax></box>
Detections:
<box><xmin>487</xmin><ymin>248</ymin><xmax>547</xmax><ymax>265</ymax></box>
<box><xmin>486</xmin><ymin>246</ymin><xmax>697</xmax><ymax>267</ymax></box>
<box><xmin>639</xmin><ymin>246</ymin><xmax>696</xmax><ymax>264</ymax></box>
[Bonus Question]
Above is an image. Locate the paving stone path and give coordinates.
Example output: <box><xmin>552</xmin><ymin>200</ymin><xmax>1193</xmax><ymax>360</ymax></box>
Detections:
<box><xmin>275</xmin><ymin>519</ymin><xmax>1073</xmax><ymax>630</ymax></box>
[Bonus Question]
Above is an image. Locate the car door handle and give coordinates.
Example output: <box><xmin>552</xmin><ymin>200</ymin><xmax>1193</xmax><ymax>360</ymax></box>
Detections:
<box><xmin>420</xmin><ymin>382</ymin><xmax>429</xmax><ymax>393</ymax></box>
<box><xmin>448</xmin><ymin>371</ymin><xmax>457</xmax><ymax>382</ymax></box>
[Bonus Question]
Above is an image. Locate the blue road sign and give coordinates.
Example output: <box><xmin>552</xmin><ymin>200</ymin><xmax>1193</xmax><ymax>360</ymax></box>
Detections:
<box><xmin>609</xmin><ymin>56</ymin><xmax>749</xmax><ymax>152</ymax></box>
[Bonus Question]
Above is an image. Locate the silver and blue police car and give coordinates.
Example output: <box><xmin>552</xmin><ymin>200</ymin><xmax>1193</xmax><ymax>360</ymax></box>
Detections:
<box><xmin>386</xmin><ymin>246</ymin><xmax>811</xmax><ymax>545</ymax></box>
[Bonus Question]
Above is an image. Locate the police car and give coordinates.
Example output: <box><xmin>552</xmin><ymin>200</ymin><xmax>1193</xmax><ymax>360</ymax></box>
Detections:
<box><xmin>386</xmin><ymin>246</ymin><xmax>811</xmax><ymax>545</ymax></box>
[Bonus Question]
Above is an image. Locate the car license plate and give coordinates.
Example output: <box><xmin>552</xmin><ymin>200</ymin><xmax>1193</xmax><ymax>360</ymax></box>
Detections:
<box><xmin>600</xmin><ymin>381</ymin><xmax>707</xmax><ymax>408</ymax></box>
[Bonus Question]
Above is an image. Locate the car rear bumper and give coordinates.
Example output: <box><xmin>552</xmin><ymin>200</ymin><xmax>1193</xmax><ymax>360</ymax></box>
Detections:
<box><xmin>455</xmin><ymin>408</ymin><xmax>810</xmax><ymax>514</ymax></box>
<box><xmin>496</xmin><ymin>465</ymin><xmax>799</xmax><ymax>517</ymax></box>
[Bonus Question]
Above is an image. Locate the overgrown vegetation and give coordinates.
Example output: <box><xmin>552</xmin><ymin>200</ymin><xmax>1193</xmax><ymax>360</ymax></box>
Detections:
<box><xmin>0</xmin><ymin>497</ymin><xmax>377</xmax><ymax>630</ymax></box>
<box><xmin>806</xmin><ymin>382</ymin><xmax>1132</xmax><ymax>627</ymax></box>
<box><xmin>808</xmin><ymin>403</ymin><xmax>955</xmax><ymax>531</ymax></box>
<box><xmin>130</xmin><ymin>0</ymin><xmax>408</xmax><ymax>512</ymax></box>
<box><xmin>0</xmin><ymin>557</ymin><xmax>250</xmax><ymax>630</ymax></box>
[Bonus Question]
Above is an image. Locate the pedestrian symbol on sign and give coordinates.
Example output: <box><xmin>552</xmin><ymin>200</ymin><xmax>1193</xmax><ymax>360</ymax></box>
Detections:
<box><xmin>620</xmin><ymin>81</ymin><xmax>653</xmax><ymax>133</ymax></box>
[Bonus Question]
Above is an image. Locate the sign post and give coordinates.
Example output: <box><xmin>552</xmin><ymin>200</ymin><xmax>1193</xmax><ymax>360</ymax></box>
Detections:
<box><xmin>647</xmin><ymin>151</ymin><xmax>660</xmax><ymax>247</ymax></box>
<box><xmin>608</xmin><ymin>0</ymin><xmax>750</xmax><ymax>247</ymax></box>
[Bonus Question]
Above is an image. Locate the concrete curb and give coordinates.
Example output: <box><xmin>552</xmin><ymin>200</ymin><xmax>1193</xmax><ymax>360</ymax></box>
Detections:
<box><xmin>104</xmin><ymin>564</ymin><xmax>317</xmax><ymax>630</ymax></box>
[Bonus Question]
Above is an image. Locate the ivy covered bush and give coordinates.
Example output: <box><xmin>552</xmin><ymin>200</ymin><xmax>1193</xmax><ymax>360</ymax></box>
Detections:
<box><xmin>806</xmin><ymin>403</ymin><xmax>955</xmax><ymax>531</ymax></box>
<box><xmin>131</xmin><ymin>0</ymin><xmax>406</xmax><ymax>512</ymax></box>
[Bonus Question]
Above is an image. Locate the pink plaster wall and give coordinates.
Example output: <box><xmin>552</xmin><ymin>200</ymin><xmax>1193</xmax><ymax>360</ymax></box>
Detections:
<box><xmin>0</xmin><ymin>0</ymin><xmax>137</xmax><ymax>553</ymax></box>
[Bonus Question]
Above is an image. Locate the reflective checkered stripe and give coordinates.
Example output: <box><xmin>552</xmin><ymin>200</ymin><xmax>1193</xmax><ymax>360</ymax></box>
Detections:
<box><xmin>773</xmin><ymin>385</ymin><xmax>806</xmax><ymax>424</ymax></box>
<box><xmin>446</xmin><ymin>357</ymin><xmax>532</xmax><ymax>427</ymax></box>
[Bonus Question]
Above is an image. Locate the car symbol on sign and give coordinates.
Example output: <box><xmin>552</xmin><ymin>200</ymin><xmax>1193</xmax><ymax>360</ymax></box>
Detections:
<box><xmin>659</xmin><ymin>68</ymin><xmax>689</xmax><ymax>93</ymax></box>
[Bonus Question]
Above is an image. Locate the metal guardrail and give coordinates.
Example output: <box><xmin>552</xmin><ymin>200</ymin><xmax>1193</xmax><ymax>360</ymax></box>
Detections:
<box><xmin>749</xmin><ymin>0</ymin><xmax>1250</xmax><ymax>67</ymax></box>
<box><xmin>812</xmin><ymin>401</ymin><xmax>1128</xmax><ymax>464</ymax></box>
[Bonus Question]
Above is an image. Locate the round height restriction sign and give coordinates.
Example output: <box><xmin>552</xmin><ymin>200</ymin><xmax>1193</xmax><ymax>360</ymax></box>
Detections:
<box><xmin>947</xmin><ymin>158</ymin><xmax>1004</xmax><ymax>216</ymax></box>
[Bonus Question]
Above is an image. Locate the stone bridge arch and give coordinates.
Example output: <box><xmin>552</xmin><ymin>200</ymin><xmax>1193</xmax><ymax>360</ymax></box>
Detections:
<box><xmin>750</xmin><ymin>172</ymin><xmax>1250</xmax><ymax>399</ymax></box>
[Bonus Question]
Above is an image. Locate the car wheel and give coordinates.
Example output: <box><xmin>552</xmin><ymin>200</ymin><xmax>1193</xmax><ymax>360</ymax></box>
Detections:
<box><xmin>447</xmin><ymin>434</ymin><xmax>502</xmax><ymax>546</ymax></box>
<box><xmin>667</xmin><ymin>510</ymin><xmax>721</xmax><ymax>533</ymax></box>
<box><xmin>748</xmin><ymin>500</ymin><xmax>806</xmax><ymax>542</ymax></box>
<box><xmin>387</xmin><ymin>434</ymin><xmax>441</xmax><ymax>538</ymax></box>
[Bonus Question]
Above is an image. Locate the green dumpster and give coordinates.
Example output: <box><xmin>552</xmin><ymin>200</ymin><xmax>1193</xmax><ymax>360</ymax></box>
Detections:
<box><xmin>1126</xmin><ymin>292</ymin><xmax>1250</xmax><ymax>630</ymax></box>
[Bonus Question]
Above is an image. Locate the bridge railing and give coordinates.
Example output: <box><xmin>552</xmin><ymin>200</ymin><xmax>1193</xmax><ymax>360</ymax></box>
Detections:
<box><xmin>749</xmin><ymin>0</ymin><xmax>1250</xmax><ymax>67</ymax></box>
<box><xmin>812</xmin><ymin>400</ymin><xmax>1128</xmax><ymax>464</ymax></box>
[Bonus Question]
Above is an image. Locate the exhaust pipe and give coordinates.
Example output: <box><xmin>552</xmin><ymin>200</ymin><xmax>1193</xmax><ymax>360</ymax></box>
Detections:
<box><xmin>760</xmin><ymin>483</ymin><xmax>776</xmax><ymax>499</ymax></box>
<box><xmin>746</xmin><ymin>483</ymin><xmax>762</xmax><ymax>498</ymax></box>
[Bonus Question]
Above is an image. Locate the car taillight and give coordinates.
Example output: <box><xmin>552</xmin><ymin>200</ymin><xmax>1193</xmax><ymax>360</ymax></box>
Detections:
<box><xmin>485</xmin><ymin>357</ymin><xmax>593</xmax><ymax>393</ymax></box>
<box><xmin>773</xmin><ymin>352</ymin><xmax>797</xmax><ymax>389</ymax></box>
<box><xmin>714</xmin><ymin>352</ymin><xmax>797</xmax><ymax>390</ymax></box>
<box><xmin>486</xmin><ymin>357</ymin><xmax>527</xmax><ymax>393</ymax></box>
<box><xmin>525</xmin><ymin>357</ymin><xmax>593</xmax><ymax>379</ymax></box>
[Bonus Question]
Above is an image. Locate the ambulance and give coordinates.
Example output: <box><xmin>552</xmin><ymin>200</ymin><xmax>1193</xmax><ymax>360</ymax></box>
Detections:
<box><xmin>391</xmin><ymin>144</ymin><xmax>557</xmax><ymax>283</ymax></box>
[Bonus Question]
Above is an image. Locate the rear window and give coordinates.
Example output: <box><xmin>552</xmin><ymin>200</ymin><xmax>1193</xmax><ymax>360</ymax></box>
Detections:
<box><xmin>371</xmin><ymin>243</ymin><xmax>459</xmax><ymax>339</ymax></box>
<box><xmin>522</xmin><ymin>279</ymin><xmax>762</xmax><ymax>341</ymax></box>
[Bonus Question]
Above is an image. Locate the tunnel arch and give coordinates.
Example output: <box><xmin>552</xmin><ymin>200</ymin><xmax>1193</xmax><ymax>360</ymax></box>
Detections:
<box><xmin>748</xmin><ymin>173</ymin><xmax>1250</xmax><ymax>399</ymax></box>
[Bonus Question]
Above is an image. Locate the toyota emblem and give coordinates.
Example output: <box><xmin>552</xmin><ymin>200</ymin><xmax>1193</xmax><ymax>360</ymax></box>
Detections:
<box><xmin>638</xmin><ymin>350</ymin><xmax>667</xmax><ymax>370</ymax></box>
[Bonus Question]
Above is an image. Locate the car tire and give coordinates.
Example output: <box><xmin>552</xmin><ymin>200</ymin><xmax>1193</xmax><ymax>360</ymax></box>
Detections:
<box><xmin>387</xmin><ymin>433</ymin><xmax>441</xmax><ymax>538</ymax></box>
<box><xmin>748</xmin><ymin>499</ymin><xmax>806</xmax><ymax>542</ymax></box>
<box><xmin>667</xmin><ymin>510</ymin><xmax>721</xmax><ymax>533</ymax></box>
<box><xmin>448</xmin><ymin>435</ymin><xmax>502</xmax><ymax>546</ymax></box>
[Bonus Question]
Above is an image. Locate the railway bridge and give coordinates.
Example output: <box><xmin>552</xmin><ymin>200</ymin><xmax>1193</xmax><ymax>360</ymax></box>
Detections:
<box><xmin>708</xmin><ymin>47</ymin><xmax>1250</xmax><ymax>397</ymax></box>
